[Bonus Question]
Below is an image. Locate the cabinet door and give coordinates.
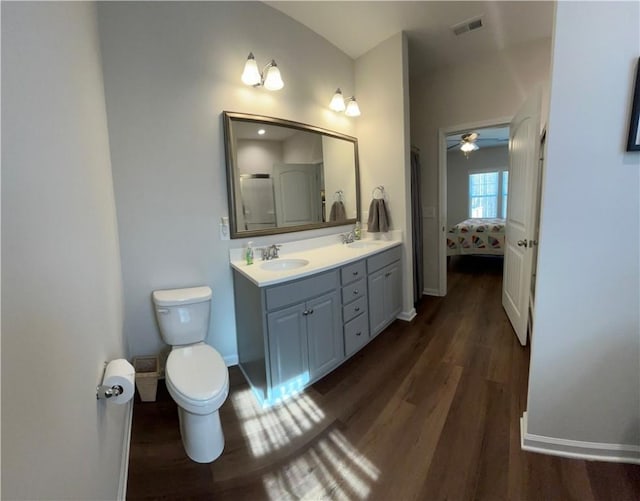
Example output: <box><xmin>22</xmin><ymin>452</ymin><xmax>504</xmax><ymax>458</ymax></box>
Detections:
<box><xmin>307</xmin><ymin>291</ymin><xmax>343</xmax><ymax>380</ymax></box>
<box><xmin>267</xmin><ymin>303</ymin><xmax>310</xmax><ymax>397</ymax></box>
<box><xmin>368</xmin><ymin>268</ymin><xmax>386</xmax><ymax>337</ymax></box>
<box><xmin>384</xmin><ymin>262</ymin><xmax>403</xmax><ymax>321</ymax></box>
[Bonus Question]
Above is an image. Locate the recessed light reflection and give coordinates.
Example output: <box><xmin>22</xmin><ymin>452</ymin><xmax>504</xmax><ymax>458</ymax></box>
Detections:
<box><xmin>258</xmin><ymin>129</ymin><xmax>266</xmax><ymax>135</ymax></box>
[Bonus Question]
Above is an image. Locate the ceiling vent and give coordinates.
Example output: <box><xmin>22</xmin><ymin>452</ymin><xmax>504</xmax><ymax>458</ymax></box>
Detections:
<box><xmin>451</xmin><ymin>16</ymin><xmax>484</xmax><ymax>36</ymax></box>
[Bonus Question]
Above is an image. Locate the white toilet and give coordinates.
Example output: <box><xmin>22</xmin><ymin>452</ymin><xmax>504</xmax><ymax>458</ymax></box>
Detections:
<box><xmin>152</xmin><ymin>285</ymin><xmax>229</xmax><ymax>463</ymax></box>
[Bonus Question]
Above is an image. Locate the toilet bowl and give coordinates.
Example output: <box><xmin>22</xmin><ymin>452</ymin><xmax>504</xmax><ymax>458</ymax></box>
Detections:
<box><xmin>152</xmin><ymin>286</ymin><xmax>229</xmax><ymax>463</ymax></box>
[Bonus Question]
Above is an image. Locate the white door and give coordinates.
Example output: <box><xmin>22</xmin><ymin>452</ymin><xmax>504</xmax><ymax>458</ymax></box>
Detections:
<box><xmin>273</xmin><ymin>163</ymin><xmax>322</xmax><ymax>227</ymax></box>
<box><xmin>502</xmin><ymin>91</ymin><xmax>541</xmax><ymax>346</ymax></box>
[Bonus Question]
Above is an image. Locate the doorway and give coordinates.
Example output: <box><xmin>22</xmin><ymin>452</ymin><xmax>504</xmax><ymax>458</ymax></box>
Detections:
<box><xmin>437</xmin><ymin>118</ymin><xmax>511</xmax><ymax>296</ymax></box>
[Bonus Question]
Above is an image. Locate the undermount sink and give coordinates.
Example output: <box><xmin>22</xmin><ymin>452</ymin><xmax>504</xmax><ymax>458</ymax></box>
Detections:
<box><xmin>260</xmin><ymin>258</ymin><xmax>310</xmax><ymax>271</ymax></box>
<box><xmin>346</xmin><ymin>240</ymin><xmax>386</xmax><ymax>249</ymax></box>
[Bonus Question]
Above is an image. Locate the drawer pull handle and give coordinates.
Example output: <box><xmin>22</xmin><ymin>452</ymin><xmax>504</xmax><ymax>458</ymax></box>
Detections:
<box><xmin>355</xmin><ymin>307</ymin><xmax>360</xmax><ymax>312</ymax></box>
<box><xmin>353</xmin><ymin>289</ymin><xmax>359</xmax><ymax>295</ymax></box>
<box><xmin>356</xmin><ymin>331</ymin><xmax>362</xmax><ymax>336</ymax></box>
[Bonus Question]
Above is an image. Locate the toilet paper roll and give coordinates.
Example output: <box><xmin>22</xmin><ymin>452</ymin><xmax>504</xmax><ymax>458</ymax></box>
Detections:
<box><xmin>102</xmin><ymin>359</ymin><xmax>135</xmax><ymax>404</ymax></box>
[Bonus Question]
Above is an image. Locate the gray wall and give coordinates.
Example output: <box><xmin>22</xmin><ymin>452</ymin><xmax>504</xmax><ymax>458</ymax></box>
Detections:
<box><xmin>526</xmin><ymin>0</ymin><xmax>640</xmax><ymax>450</ymax></box>
<box><xmin>97</xmin><ymin>2</ymin><xmax>358</xmax><ymax>363</ymax></box>
<box><xmin>447</xmin><ymin>145</ymin><xmax>509</xmax><ymax>226</ymax></box>
<box><xmin>356</xmin><ymin>32</ymin><xmax>414</xmax><ymax>316</ymax></box>
<box><xmin>1</xmin><ymin>2</ymin><xmax>128</xmax><ymax>499</ymax></box>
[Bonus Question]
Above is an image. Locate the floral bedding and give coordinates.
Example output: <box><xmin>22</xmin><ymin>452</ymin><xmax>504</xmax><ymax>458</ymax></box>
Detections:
<box><xmin>447</xmin><ymin>218</ymin><xmax>506</xmax><ymax>256</ymax></box>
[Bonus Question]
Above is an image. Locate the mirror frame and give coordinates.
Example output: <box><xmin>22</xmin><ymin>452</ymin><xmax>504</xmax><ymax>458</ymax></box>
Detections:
<box><xmin>223</xmin><ymin>111</ymin><xmax>361</xmax><ymax>239</ymax></box>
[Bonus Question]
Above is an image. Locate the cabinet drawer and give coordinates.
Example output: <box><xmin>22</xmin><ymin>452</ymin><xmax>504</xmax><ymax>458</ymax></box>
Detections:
<box><xmin>367</xmin><ymin>245</ymin><xmax>402</xmax><ymax>273</ymax></box>
<box><xmin>265</xmin><ymin>270</ymin><xmax>338</xmax><ymax>311</ymax></box>
<box><xmin>341</xmin><ymin>260</ymin><xmax>366</xmax><ymax>285</ymax></box>
<box><xmin>344</xmin><ymin>313</ymin><xmax>369</xmax><ymax>357</ymax></box>
<box><xmin>342</xmin><ymin>296</ymin><xmax>367</xmax><ymax>324</ymax></box>
<box><xmin>342</xmin><ymin>278</ymin><xmax>366</xmax><ymax>304</ymax></box>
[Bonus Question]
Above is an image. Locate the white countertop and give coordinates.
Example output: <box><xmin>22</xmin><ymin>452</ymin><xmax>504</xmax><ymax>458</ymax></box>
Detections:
<box><xmin>230</xmin><ymin>232</ymin><xmax>403</xmax><ymax>287</ymax></box>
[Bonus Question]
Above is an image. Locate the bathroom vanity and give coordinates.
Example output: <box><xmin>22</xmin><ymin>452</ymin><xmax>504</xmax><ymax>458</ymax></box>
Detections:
<box><xmin>231</xmin><ymin>238</ymin><xmax>402</xmax><ymax>405</ymax></box>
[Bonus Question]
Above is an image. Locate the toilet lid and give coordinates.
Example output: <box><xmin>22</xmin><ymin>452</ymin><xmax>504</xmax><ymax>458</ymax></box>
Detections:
<box><xmin>166</xmin><ymin>345</ymin><xmax>228</xmax><ymax>402</ymax></box>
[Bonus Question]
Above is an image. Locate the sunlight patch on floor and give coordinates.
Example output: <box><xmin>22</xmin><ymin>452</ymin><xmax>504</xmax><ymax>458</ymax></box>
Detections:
<box><xmin>261</xmin><ymin>429</ymin><xmax>380</xmax><ymax>500</ymax></box>
<box><xmin>231</xmin><ymin>389</ymin><xmax>326</xmax><ymax>458</ymax></box>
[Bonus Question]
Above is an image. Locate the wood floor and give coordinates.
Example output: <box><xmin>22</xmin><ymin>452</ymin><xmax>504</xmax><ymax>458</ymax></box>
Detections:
<box><xmin>127</xmin><ymin>256</ymin><xmax>640</xmax><ymax>500</ymax></box>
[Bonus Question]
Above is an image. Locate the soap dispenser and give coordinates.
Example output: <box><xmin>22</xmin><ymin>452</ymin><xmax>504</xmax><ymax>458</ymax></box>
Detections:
<box><xmin>245</xmin><ymin>241</ymin><xmax>254</xmax><ymax>265</ymax></box>
<box><xmin>354</xmin><ymin>221</ymin><xmax>362</xmax><ymax>240</ymax></box>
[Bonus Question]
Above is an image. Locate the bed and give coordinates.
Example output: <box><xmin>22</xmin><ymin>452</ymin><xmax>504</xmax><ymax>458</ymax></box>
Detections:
<box><xmin>447</xmin><ymin>218</ymin><xmax>506</xmax><ymax>256</ymax></box>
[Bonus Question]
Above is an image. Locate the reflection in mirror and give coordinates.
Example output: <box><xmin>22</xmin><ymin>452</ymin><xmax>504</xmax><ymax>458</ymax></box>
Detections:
<box><xmin>223</xmin><ymin>112</ymin><xmax>360</xmax><ymax>238</ymax></box>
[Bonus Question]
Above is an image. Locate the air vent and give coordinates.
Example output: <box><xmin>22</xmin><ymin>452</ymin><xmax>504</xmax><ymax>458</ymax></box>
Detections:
<box><xmin>452</xmin><ymin>16</ymin><xmax>484</xmax><ymax>36</ymax></box>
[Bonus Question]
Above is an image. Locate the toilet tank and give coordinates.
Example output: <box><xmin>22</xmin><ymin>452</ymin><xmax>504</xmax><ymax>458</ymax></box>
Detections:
<box><xmin>152</xmin><ymin>286</ymin><xmax>212</xmax><ymax>346</ymax></box>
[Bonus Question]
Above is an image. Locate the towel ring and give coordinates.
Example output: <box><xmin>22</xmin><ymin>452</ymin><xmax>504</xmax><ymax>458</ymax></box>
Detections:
<box><xmin>372</xmin><ymin>185</ymin><xmax>385</xmax><ymax>200</ymax></box>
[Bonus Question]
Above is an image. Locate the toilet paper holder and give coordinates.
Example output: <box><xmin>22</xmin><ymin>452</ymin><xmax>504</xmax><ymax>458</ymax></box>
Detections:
<box><xmin>96</xmin><ymin>358</ymin><xmax>136</xmax><ymax>403</ymax></box>
<box><xmin>96</xmin><ymin>384</ymin><xmax>124</xmax><ymax>400</ymax></box>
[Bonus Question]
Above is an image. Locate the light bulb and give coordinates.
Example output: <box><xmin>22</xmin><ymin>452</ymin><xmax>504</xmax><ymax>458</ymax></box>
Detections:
<box><xmin>345</xmin><ymin>97</ymin><xmax>361</xmax><ymax>117</ymax></box>
<box><xmin>329</xmin><ymin>88</ymin><xmax>346</xmax><ymax>112</ymax></box>
<box><xmin>263</xmin><ymin>61</ymin><xmax>284</xmax><ymax>91</ymax></box>
<box><xmin>460</xmin><ymin>142</ymin><xmax>479</xmax><ymax>153</ymax></box>
<box><xmin>241</xmin><ymin>53</ymin><xmax>261</xmax><ymax>86</ymax></box>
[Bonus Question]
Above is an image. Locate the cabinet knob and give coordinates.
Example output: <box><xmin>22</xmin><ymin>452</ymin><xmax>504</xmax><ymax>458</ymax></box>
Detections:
<box><xmin>385</xmin><ymin>272</ymin><xmax>391</xmax><ymax>277</ymax></box>
<box><xmin>308</xmin><ymin>309</ymin><xmax>314</xmax><ymax>315</ymax></box>
<box><xmin>356</xmin><ymin>331</ymin><xmax>362</xmax><ymax>336</ymax></box>
<box><xmin>353</xmin><ymin>289</ymin><xmax>359</xmax><ymax>295</ymax></box>
<box><xmin>355</xmin><ymin>307</ymin><xmax>360</xmax><ymax>312</ymax></box>
<box><xmin>353</xmin><ymin>271</ymin><xmax>359</xmax><ymax>276</ymax></box>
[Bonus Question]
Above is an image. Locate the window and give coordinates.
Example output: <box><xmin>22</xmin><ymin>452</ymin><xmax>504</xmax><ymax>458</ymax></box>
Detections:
<box><xmin>469</xmin><ymin>170</ymin><xmax>509</xmax><ymax>219</ymax></box>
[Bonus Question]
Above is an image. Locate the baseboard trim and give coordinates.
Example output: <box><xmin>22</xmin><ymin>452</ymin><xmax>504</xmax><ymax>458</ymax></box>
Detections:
<box><xmin>423</xmin><ymin>287</ymin><xmax>440</xmax><ymax>297</ymax></box>
<box><xmin>118</xmin><ymin>400</ymin><xmax>134</xmax><ymax>500</ymax></box>
<box><xmin>224</xmin><ymin>354</ymin><xmax>239</xmax><ymax>367</ymax></box>
<box><xmin>397</xmin><ymin>309</ymin><xmax>417</xmax><ymax>322</ymax></box>
<box><xmin>520</xmin><ymin>412</ymin><xmax>640</xmax><ymax>464</ymax></box>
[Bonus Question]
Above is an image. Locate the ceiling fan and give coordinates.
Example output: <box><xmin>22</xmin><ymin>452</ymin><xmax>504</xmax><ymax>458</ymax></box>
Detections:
<box><xmin>447</xmin><ymin>131</ymin><xmax>509</xmax><ymax>157</ymax></box>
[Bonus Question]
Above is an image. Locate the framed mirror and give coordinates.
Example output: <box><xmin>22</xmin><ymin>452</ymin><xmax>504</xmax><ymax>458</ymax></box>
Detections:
<box><xmin>223</xmin><ymin>112</ymin><xmax>360</xmax><ymax>238</ymax></box>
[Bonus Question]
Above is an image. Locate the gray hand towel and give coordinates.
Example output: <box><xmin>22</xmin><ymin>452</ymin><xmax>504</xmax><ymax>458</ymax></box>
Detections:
<box><xmin>367</xmin><ymin>198</ymin><xmax>390</xmax><ymax>232</ymax></box>
<box><xmin>329</xmin><ymin>200</ymin><xmax>347</xmax><ymax>221</ymax></box>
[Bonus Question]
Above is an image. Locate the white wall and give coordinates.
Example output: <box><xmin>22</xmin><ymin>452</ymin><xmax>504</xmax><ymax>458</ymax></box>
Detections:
<box><xmin>411</xmin><ymin>38</ymin><xmax>552</xmax><ymax>292</ymax></box>
<box><xmin>525</xmin><ymin>1</ymin><xmax>639</xmax><ymax>455</ymax></box>
<box><xmin>97</xmin><ymin>2</ymin><xmax>357</xmax><ymax>363</ymax></box>
<box><xmin>283</xmin><ymin>131</ymin><xmax>323</xmax><ymax>163</ymax></box>
<box><xmin>323</xmin><ymin>136</ymin><xmax>358</xmax><ymax>219</ymax></box>
<box><xmin>1</xmin><ymin>2</ymin><xmax>128</xmax><ymax>499</ymax></box>
<box><xmin>447</xmin><ymin>145</ymin><xmax>509</xmax><ymax>225</ymax></box>
<box><xmin>356</xmin><ymin>32</ymin><xmax>414</xmax><ymax>315</ymax></box>
<box><xmin>237</xmin><ymin>140</ymin><xmax>283</xmax><ymax>176</ymax></box>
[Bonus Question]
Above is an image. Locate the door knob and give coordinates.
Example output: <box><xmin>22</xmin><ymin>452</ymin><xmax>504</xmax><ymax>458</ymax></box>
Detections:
<box><xmin>517</xmin><ymin>240</ymin><xmax>528</xmax><ymax>247</ymax></box>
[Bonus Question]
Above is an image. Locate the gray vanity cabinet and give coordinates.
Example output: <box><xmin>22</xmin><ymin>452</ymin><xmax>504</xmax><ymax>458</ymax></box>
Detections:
<box><xmin>267</xmin><ymin>289</ymin><xmax>341</xmax><ymax>389</ymax></box>
<box><xmin>306</xmin><ymin>291</ymin><xmax>342</xmax><ymax>380</ymax></box>
<box><xmin>233</xmin><ymin>244</ymin><xmax>403</xmax><ymax>405</ymax></box>
<box><xmin>367</xmin><ymin>246</ymin><xmax>403</xmax><ymax>337</ymax></box>
<box><xmin>234</xmin><ymin>268</ymin><xmax>342</xmax><ymax>404</ymax></box>
<box><xmin>266</xmin><ymin>303</ymin><xmax>309</xmax><ymax>392</ymax></box>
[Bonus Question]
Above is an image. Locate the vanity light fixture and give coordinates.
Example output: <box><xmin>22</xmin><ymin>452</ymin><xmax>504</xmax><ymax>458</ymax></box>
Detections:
<box><xmin>329</xmin><ymin>88</ymin><xmax>361</xmax><ymax>117</ymax></box>
<box><xmin>241</xmin><ymin>52</ymin><xmax>284</xmax><ymax>91</ymax></box>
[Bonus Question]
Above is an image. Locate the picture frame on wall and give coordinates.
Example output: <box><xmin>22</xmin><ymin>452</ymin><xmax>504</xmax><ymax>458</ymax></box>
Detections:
<box><xmin>627</xmin><ymin>57</ymin><xmax>640</xmax><ymax>151</ymax></box>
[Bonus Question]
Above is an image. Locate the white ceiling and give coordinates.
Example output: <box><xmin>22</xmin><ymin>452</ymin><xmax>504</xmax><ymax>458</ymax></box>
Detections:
<box><xmin>265</xmin><ymin>1</ymin><xmax>554</xmax><ymax>77</ymax></box>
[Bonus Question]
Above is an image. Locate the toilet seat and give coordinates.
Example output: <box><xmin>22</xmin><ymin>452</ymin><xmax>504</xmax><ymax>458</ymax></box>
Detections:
<box><xmin>166</xmin><ymin>344</ymin><xmax>229</xmax><ymax>415</ymax></box>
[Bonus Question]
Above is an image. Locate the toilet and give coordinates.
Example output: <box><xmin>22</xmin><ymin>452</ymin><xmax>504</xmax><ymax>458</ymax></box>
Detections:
<box><xmin>152</xmin><ymin>285</ymin><xmax>229</xmax><ymax>463</ymax></box>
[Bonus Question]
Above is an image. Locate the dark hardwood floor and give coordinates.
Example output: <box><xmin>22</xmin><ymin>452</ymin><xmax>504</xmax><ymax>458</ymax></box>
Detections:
<box><xmin>127</xmin><ymin>256</ymin><xmax>640</xmax><ymax>500</ymax></box>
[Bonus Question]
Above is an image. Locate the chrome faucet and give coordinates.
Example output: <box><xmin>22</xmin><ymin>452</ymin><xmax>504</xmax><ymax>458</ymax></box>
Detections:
<box><xmin>341</xmin><ymin>231</ymin><xmax>355</xmax><ymax>244</ymax></box>
<box><xmin>262</xmin><ymin>244</ymin><xmax>281</xmax><ymax>260</ymax></box>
